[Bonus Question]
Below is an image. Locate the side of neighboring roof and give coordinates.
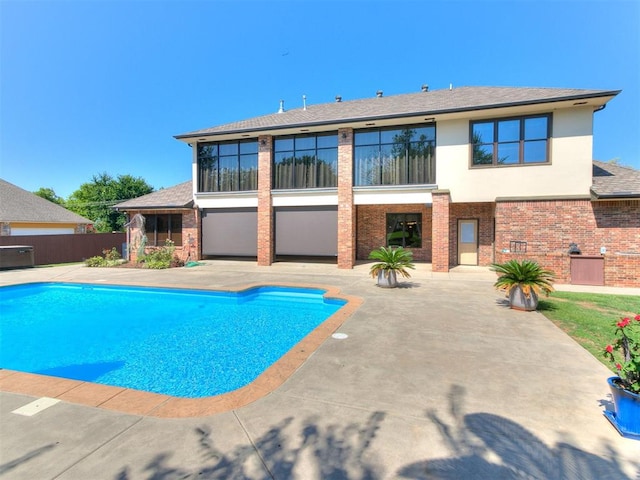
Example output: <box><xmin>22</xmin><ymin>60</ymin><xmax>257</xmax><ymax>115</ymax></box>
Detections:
<box><xmin>0</xmin><ymin>178</ymin><xmax>93</xmax><ymax>224</ymax></box>
<box><xmin>591</xmin><ymin>161</ymin><xmax>640</xmax><ymax>199</ymax></box>
<box><xmin>175</xmin><ymin>86</ymin><xmax>620</xmax><ymax>139</ymax></box>
<box><xmin>113</xmin><ymin>181</ymin><xmax>194</xmax><ymax>210</ymax></box>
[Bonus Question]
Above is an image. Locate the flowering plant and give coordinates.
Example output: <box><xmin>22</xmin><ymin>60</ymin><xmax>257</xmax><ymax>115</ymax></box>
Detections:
<box><xmin>603</xmin><ymin>314</ymin><xmax>640</xmax><ymax>394</ymax></box>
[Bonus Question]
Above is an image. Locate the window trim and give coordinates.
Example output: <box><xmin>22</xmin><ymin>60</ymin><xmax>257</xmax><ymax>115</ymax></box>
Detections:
<box><xmin>197</xmin><ymin>139</ymin><xmax>259</xmax><ymax>193</ymax></box>
<box><xmin>469</xmin><ymin>114</ymin><xmax>551</xmax><ymax>168</ymax></box>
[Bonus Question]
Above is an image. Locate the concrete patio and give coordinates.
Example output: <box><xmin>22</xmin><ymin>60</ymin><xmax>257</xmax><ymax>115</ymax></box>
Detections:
<box><xmin>1</xmin><ymin>261</ymin><xmax>639</xmax><ymax>479</ymax></box>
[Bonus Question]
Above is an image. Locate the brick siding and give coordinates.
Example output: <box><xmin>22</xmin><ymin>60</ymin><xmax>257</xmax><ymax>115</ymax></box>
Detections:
<box><xmin>495</xmin><ymin>199</ymin><xmax>640</xmax><ymax>287</ymax></box>
<box><xmin>257</xmin><ymin>135</ymin><xmax>274</xmax><ymax>266</ymax></box>
<box><xmin>431</xmin><ymin>191</ymin><xmax>450</xmax><ymax>271</ymax></box>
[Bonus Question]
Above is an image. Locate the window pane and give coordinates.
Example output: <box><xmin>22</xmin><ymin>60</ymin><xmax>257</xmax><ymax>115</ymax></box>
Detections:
<box><xmin>380</xmin><ymin>128</ymin><xmax>402</xmax><ymax>144</ymax></box>
<box><xmin>524</xmin><ymin>140</ymin><xmax>548</xmax><ymax>163</ymax></box>
<box><xmin>524</xmin><ymin>117</ymin><xmax>548</xmax><ymax>140</ymax></box>
<box><xmin>386</xmin><ymin>213</ymin><xmax>422</xmax><ymax>248</ymax></box>
<box><xmin>156</xmin><ymin>215</ymin><xmax>168</xmax><ymax>245</ymax></box>
<box><xmin>295</xmin><ymin>136</ymin><xmax>315</xmax><ymax>150</ymax></box>
<box><xmin>316</xmin><ymin>149</ymin><xmax>338</xmax><ymax>187</ymax></box>
<box><xmin>498</xmin><ymin>119</ymin><xmax>520</xmax><ymax>142</ymax></box>
<box><xmin>274</xmin><ymin>138</ymin><xmax>294</xmax><ymax>152</ymax></box>
<box><xmin>239</xmin><ymin>141</ymin><xmax>258</xmax><ymax>154</ymax></box>
<box><xmin>472</xmin><ymin>122</ymin><xmax>493</xmax><ymax>144</ymax></box>
<box><xmin>295</xmin><ymin>150</ymin><xmax>315</xmax><ymax>188</ymax></box>
<box><xmin>197</xmin><ymin>144</ymin><xmax>217</xmax><ymax>157</ymax></box>
<box><xmin>380</xmin><ymin>144</ymin><xmax>400</xmax><ymax>185</ymax></box>
<box><xmin>274</xmin><ymin>152</ymin><xmax>295</xmax><ymax>189</ymax></box>
<box><xmin>316</xmin><ymin>134</ymin><xmax>338</xmax><ymax>148</ymax></box>
<box><xmin>497</xmin><ymin>142</ymin><xmax>519</xmax><ymax>164</ymax></box>
<box><xmin>219</xmin><ymin>143</ymin><xmax>238</xmax><ymax>156</ymax></box>
<box><xmin>404</xmin><ymin>213</ymin><xmax>422</xmax><ymax>248</ymax></box>
<box><xmin>412</xmin><ymin>126</ymin><xmax>436</xmax><ymax>142</ymax></box>
<box><xmin>354</xmin><ymin>145</ymin><xmax>380</xmax><ymax>185</ymax></box>
<box><xmin>354</xmin><ymin>131</ymin><xmax>379</xmax><ymax>146</ymax></box>
<box><xmin>239</xmin><ymin>154</ymin><xmax>258</xmax><ymax>190</ymax></box>
<box><xmin>170</xmin><ymin>214</ymin><xmax>182</xmax><ymax>246</ymax></box>
<box><xmin>218</xmin><ymin>156</ymin><xmax>238</xmax><ymax>191</ymax></box>
<box><xmin>472</xmin><ymin>144</ymin><xmax>494</xmax><ymax>165</ymax></box>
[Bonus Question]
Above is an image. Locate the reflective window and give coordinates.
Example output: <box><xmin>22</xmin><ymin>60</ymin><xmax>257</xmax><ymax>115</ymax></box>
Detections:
<box><xmin>471</xmin><ymin>115</ymin><xmax>550</xmax><ymax>167</ymax></box>
<box><xmin>354</xmin><ymin>124</ymin><xmax>436</xmax><ymax>186</ymax></box>
<box><xmin>273</xmin><ymin>133</ymin><xmax>338</xmax><ymax>189</ymax></box>
<box><xmin>386</xmin><ymin>213</ymin><xmax>422</xmax><ymax>248</ymax></box>
<box><xmin>197</xmin><ymin>140</ymin><xmax>258</xmax><ymax>192</ymax></box>
<box><xmin>145</xmin><ymin>214</ymin><xmax>182</xmax><ymax>246</ymax></box>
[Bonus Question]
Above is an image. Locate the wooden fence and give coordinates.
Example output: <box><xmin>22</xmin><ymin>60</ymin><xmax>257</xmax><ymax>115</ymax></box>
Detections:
<box><xmin>0</xmin><ymin>233</ymin><xmax>126</xmax><ymax>266</ymax></box>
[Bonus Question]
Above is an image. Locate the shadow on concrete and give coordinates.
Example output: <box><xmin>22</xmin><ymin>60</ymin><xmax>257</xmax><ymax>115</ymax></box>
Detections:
<box><xmin>112</xmin><ymin>386</ymin><xmax>637</xmax><ymax>480</ymax></box>
<box><xmin>0</xmin><ymin>444</ymin><xmax>56</xmax><ymax>476</ymax></box>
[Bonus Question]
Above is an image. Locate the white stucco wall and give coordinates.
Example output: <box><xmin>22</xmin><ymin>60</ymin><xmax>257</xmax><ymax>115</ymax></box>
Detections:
<box><xmin>436</xmin><ymin>107</ymin><xmax>594</xmax><ymax>202</ymax></box>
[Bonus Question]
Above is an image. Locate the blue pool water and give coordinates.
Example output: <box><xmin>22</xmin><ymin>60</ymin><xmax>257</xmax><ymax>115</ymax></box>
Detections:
<box><xmin>0</xmin><ymin>282</ymin><xmax>345</xmax><ymax>398</ymax></box>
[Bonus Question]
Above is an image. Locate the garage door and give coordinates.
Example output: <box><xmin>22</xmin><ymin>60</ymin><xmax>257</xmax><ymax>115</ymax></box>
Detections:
<box><xmin>201</xmin><ymin>208</ymin><xmax>257</xmax><ymax>256</ymax></box>
<box><xmin>275</xmin><ymin>206</ymin><xmax>338</xmax><ymax>256</ymax></box>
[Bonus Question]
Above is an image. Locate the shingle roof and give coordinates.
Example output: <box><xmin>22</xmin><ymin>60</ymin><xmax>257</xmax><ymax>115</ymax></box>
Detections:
<box><xmin>176</xmin><ymin>86</ymin><xmax>619</xmax><ymax>139</ymax></box>
<box><xmin>0</xmin><ymin>178</ymin><xmax>93</xmax><ymax>224</ymax></box>
<box><xmin>113</xmin><ymin>181</ymin><xmax>193</xmax><ymax>209</ymax></box>
<box><xmin>591</xmin><ymin>161</ymin><xmax>640</xmax><ymax>199</ymax></box>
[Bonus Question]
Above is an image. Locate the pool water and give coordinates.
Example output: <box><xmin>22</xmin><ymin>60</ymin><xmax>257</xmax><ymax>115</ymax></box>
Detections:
<box><xmin>0</xmin><ymin>282</ymin><xmax>345</xmax><ymax>398</ymax></box>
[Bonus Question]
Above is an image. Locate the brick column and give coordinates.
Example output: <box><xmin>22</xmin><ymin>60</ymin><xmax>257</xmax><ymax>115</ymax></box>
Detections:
<box><xmin>431</xmin><ymin>190</ymin><xmax>451</xmax><ymax>272</ymax></box>
<box><xmin>337</xmin><ymin>128</ymin><xmax>355</xmax><ymax>269</ymax></box>
<box><xmin>257</xmin><ymin>135</ymin><xmax>273</xmax><ymax>266</ymax></box>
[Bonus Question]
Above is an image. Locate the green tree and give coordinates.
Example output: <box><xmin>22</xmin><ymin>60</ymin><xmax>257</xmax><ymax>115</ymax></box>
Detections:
<box><xmin>66</xmin><ymin>173</ymin><xmax>153</xmax><ymax>232</ymax></box>
<box><xmin>33</xmin><ymin>187</ymin><xmax>65</xmax><ymax>206</ymax></box>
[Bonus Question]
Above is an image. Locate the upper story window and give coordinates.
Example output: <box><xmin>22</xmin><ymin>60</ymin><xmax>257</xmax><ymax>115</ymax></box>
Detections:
<box><xmin>197</xmin><ymin>140</ymin><xmax>258</xmax><ymax>192</ymax></box>
<box><xmin>354</xmin><ymin>125</ymin><xmax>435</xmax><ymax>186</ymax></box>
<box><xmin>273</xmin><ymin>133</ymin><xmax>338</xmax><ymax>189</ymax></box>
<box><xmin>471</xmin><ymin>114</ymin><xmax>550</xmax><ymax>167</ymax></box>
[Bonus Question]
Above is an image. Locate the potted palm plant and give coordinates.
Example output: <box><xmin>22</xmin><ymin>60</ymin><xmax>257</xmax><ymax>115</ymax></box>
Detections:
<box><xmin>490</xmin><ymin>259</ymin><xmax>555</xmax><ymax>311</ymax></box>
<box><xmin>368</xmin><ymin>246</ymin><xmax>415</xmax><ymax>288</ymax></box>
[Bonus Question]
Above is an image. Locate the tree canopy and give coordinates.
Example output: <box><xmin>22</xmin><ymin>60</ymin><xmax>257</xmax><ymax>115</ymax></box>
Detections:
<box><xmin>33</xmin><ymin>187</ymin><xmax>65</xmax><ymax>206</ymax></box>
<box><xmin>66</xmin><ymin>173</ymin><xmax>153</xmax><ymax>232</ymax></box>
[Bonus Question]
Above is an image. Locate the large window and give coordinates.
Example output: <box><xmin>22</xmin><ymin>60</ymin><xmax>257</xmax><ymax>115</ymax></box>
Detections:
<box><xmin>471</xmin><ymin>114</ymin><xmax>550</xmax><ymax>166</ymax></box>
<box><xmin>273</xmin><ymin>133</ymin><xmax>338</xmax><ymax>189</ymax></box>
<box><xmin>145</xmin><ymin>214</ymin><xmax>182</xmax><ymax>246</ymax></box>
<box><xmin>354</xmin><ymin>125</ymin><xmax>435</xmax><ymax>186</ymax></box>
<box><xmin>197</xmin><ymin>140</ymin><xmax>258</xmax><ymax>192</ymax></box>
<box><xmin>386</xmin><ymin>213</ymin><xmax>422</xmax><ymax>248</ymax></box>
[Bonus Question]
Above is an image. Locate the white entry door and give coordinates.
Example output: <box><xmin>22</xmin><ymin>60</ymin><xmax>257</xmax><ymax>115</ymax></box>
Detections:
<box><xmin>458</xmin><ymin>219</ymin><xmax>478</xmax><ymax>265</ymax></box>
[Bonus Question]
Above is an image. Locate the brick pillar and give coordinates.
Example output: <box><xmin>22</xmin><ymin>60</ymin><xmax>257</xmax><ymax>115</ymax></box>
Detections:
<box><xmin>432</xmin><ymin>190</ymin><xmax>451</xmax><ymax>272</ymax></box>
<box><xmin>337</xmin><ymin>128</ymin><xmax>355</xmax><ymax>269</ymax></box>
<box><xmin>257</xmin><ymin>135</ymin><xmax>274</xmax><ymax>266</ymax></box>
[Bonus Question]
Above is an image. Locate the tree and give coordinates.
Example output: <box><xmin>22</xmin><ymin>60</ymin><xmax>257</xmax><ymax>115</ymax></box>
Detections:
<box><xmin>66</xmin><ymin>173</ymin><xmax>154</xmax><ymax>232</ymax></box>
<box><xmin>33</xmin><ymin>187</ymin><xmax>65</xmax><ymax>206</ymax></box>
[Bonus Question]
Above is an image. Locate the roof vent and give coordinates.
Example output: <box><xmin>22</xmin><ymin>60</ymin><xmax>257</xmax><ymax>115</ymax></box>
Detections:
<box><xmin>421</xmin><ymin>84</ymin><xmax>429</xmax><ymax>92</ymax></box>
<box><xmin>335</xmin><ymin>95</ymin><xmax>342</xmax><ymax>103</ymax></box>
<box><xmin>302</xmin><ymin>95</ymin><xmax>307</xmax><ymax>110</ymax></box>
<box><xmin>277</xmin><ymin>100</ymin><xmax>285</xmax><ymax>113</ymax></box>
<box><xmin>376</xmin><ymin>90</ymin><xmax>383</xmax><ymax>98</ymax></box>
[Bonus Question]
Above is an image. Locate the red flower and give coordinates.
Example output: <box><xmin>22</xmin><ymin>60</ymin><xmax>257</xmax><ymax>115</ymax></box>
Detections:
<box><xmin>605</xmin><ymin>345</ymin><xmax>614</xmax><ymax>354</ymax></box>
<box><xmin>617</xmin><ymin>318</ymin><xmax>630</xmax><ymax>328</ymax></box>
<box><xmin>616</xmin><ymin>363</ymin><xmax>622</xmax><ymax>371</ymax></box>
<box><xmin>635</xmin><ymin>314</ymin><xmax>640</xmax><ymax>322</ymax></box>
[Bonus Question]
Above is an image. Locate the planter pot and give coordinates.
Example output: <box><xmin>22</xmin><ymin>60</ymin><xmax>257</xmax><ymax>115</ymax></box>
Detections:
<box><xmin>377</xmin><ymin>270</ymin><xmax>398</xmax><ymax>288</ymax></box>
<box><xmin>509</xmin><ymin>286</ymin><xmax>538</xmax><ymax>311</ymax></box>
<box><xmin>604</xmin><ymin>376</ymin><xmax>640</xmax><ymax>439</ymax></box>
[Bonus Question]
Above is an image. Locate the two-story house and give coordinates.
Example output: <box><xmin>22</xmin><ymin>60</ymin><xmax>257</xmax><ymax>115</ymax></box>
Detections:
<box><xmin>130</xmin><ymin>86</ymin><xmax>639</xmax><ymax>286</ymax></box>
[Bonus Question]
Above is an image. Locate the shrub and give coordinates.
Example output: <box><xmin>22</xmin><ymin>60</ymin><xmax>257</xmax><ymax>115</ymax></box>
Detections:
<box><xmin>85</xmin><ymin>255</ymin><xmax>106</xmax><ymax>267</ymax></box>
<box><xmin>139</xmin><ymin>240</ymin><xmax>183</xmax><ymax>269</ymax></box>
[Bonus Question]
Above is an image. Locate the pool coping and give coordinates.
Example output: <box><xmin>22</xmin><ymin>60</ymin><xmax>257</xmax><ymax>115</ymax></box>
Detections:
<box><xmin>0</xmin><ymin>281</ymin><xmax>362</xmax><ymax>418</ymax></box>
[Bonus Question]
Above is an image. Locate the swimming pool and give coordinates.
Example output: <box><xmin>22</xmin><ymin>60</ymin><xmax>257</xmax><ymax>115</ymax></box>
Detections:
<box><xmin>0</xmin><ymin>282</ymin><xmax>346</xmax><ymax>398</ymax></box>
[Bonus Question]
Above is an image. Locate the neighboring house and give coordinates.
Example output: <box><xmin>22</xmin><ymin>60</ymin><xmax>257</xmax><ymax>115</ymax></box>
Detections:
<box><xmin>166</xmin><ymin>85</ymin><xmax>637</xmax><ymax>287</ymax></box>
<box><xmin>0</xmin><ymin>178</ymin><xmax>92</xmax><ymax>235</ymax></box>
<box><xmin>113</xmin><ymin>181</ymin><xmax>197</xmax><ymax>262</ymax></box>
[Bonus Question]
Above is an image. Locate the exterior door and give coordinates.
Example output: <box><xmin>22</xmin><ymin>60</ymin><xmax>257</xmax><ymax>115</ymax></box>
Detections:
<box><xmin>458</xmin><ymin>219</ymin><xmax>478</xmax><ymax>265</ymax></box>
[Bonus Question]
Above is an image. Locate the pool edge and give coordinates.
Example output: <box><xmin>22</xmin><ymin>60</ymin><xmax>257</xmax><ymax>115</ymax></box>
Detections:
<box><xmin>0</xmin><ymin>282</ymin><xmax>363</xmax><ymax>418</ymax></box>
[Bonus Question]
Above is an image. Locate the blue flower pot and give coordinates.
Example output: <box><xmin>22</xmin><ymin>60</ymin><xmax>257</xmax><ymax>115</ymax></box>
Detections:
<box><xmin>604</xmin><ymin>376</ymin><xmax>640</xmax><ymax>440</ymax></box>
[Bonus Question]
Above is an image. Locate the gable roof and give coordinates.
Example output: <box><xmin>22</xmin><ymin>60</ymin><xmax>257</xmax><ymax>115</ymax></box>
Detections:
<box><xmin>0</xmin><ymin>178</ymin><xmax>92</xmax><ymax>224</ymax></box>
<box><xmin>113</xmin><ymin>181</ymin><xmax>193</xmax><ymax>210</ymax></box>
<box><xmin>591</xmin><ymin>161</ymin><xmax>640</xmax><ymax>199</ymax></box>
<box><xmin>176</xmin><ymin>86</ymin><xmax>620</xmax><ymax>140</ymax></box>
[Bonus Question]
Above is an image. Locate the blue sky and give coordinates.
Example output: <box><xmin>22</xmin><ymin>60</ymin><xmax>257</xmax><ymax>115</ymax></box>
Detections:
<box><xmin>1</xmin><ymin>0</ymin><xmax>638</xmax><ymax>198</ymax></box>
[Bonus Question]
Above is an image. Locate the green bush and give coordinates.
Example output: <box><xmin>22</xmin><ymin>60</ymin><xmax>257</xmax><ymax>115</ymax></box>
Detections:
<box><xmin>85</xmin><ymin>255</ymin><xmax>106</xmax><ymax>267</ymax></box>
<box><xmin>139</xmin><ymin>240</ymin><xmax>183</xmax><ymax>269</ymax></box>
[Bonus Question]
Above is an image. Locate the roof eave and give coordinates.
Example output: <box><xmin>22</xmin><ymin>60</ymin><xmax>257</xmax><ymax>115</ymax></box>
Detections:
<box><xmin>174</xmin><ymin>89</ymin><xmax>622</xmax><ymax>141</ymax></box>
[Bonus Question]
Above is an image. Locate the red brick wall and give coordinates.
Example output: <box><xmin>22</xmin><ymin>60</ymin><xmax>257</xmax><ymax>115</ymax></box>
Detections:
<box><xmin>431</xmin><ymin>191</ymin><xmax>450</xmax><ymax>271</ymax></box>
<box><xmin>356</xmin><ymin>204</ymin><xmax>433</xmax><ymax>262</ymax></box>
<box><xmin>337</xmin><ymin>128</ymin><xmax>356</xmax><ymax>269</ymax></box>
<box><xmin>450</xmin><ymin>203</ymin><xmax>495</xmax><ymax>267</ymax></box>
<box><xmin>257</xmin><ymin>135</ymin><xmax>274</xmax><ymax>266</ymax></box>
<box><xmin>495</xmin><ymin>199</ymin><xmax>640</xmax><ymax>287</ymax></box>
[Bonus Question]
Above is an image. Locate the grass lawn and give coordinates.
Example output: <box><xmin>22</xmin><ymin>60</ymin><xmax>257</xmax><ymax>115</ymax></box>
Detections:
<box><xmin>538</xmin><ymin>292</ymin><xmax>640</xmax><ymax>372</ymax></box>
